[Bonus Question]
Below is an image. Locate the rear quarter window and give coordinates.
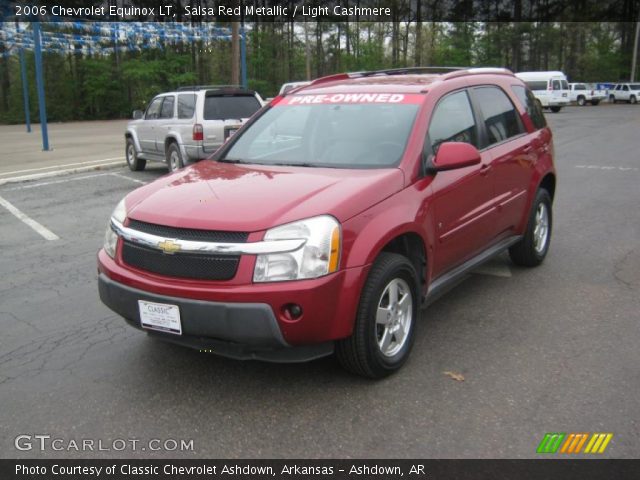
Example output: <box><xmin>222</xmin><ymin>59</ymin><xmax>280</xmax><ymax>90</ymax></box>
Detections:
<box><xmin>473</xmin><ymin>86</ymin><xmax>525</xmax><ymax>146</ymax></box>
<box><xmin>177</xmin><ymin>94</ymin><xmax>196</xmax><ymax>119</ymax></box>
<box><xmin>525</xmin><ymin>81</ymin><xmax>547</xmax><ymax>91</ymax></box>
<box><xmin>204</xmin><ymin>95</ymin><xmax>261</xmax><ymax>121</ymax></box>
<box><xmin>512</xmin><ymin>85</ymin><xmax>547</xmax><ymax>131</ymax></box>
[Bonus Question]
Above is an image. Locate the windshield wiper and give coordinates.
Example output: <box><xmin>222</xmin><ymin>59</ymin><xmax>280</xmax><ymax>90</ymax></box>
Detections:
<box><xmin>270</xmin><ymin>162</ymin><xmax>318</xmax><ymax>168</ymax></box>
<box><xmin>217</xmin><ymin>158</ymin><xmax>247</xmax><ymax>164</ymax></box>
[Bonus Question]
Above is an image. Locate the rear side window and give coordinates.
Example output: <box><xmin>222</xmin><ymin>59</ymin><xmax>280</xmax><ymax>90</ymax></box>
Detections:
<box><xmin>428</xmin><ymin>90</ymin><xmax>478</xmax><ymax>152</ymax></box>
<box><xmin>574</xmin><ymin>84</ymin><xmax>586</xmax><ymax>90</ymax></box>
<box><xmin>204</xmin><ymin>95</ymin><xmax>261</xmax><ymax>120</ymax></box>
<box><xmin>159</xmin><ymin>96</ymin><xmax>175</xmax><ymax>119</ymax></box>
<box><xmin>177</xmin><ymin>94</ymin><xmax>196</xmax><ymax>119</ymax></box>
<box><xmin>473</xmin><ymin>86</ymin><xmax>525</xmax><ymax>146</ymax></box>
<box><xmin>145</xmin><ymin>97</ymin><xmax>163</xmax><ymax>120</ymax></box>
<box><xmin>512</xmin><ymin>85</ymin><xmax>546</xmax><ymax>130</ymax></box>
<box><xmin>525</xmin><ymin>81</ymin><xmax>547</xmax><ymax>91</ymax></box>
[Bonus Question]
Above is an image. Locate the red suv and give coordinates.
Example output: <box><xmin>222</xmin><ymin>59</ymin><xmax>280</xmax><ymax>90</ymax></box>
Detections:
<box><xmin>99</xmin><ymin>67</ymin><xmax>556</xmax><ymax>378</ymax></box>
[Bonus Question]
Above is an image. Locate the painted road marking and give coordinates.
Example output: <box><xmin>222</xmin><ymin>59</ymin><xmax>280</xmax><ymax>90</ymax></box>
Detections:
<box><xmin>2</xmin><ymin>173</ymin><xmax>112</xmax><ymax>191</ymax></box>
<box><xmin>0</xmin><ymin>195</ymin><xmax>59</xmax><ymax>241</ymax></box>
<box><xmin>0</xmin><ymin>157</ymin><xmax>124</xmax><ymax>176</ymax></box>
<box><xmin>109</xmin><ymin>172</ymin><xmax>147</xmax><ymax>185</ymax></box>
<box><xmin>575</xmin><ymin>165</ymin><xmax>639</xmax><ymax>171</ymax></box>
<box><xmin>0</xmin><ymin>160</ymin><xmax>125</xmax><ymax>186</ymax></box>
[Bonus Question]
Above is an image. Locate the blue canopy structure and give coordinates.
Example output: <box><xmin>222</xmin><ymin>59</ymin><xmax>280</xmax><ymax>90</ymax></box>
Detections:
<box><xmin>0</xmin><ymin>21</ymin><xmax>246</xmax><ymax>150</ymax></box>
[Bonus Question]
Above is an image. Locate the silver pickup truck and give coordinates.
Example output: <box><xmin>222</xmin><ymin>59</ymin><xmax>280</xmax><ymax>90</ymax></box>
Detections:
<box><xmin>125</xmin><ymin>86</ymin><xmax>264</xmax><ymax>172</ymax></box>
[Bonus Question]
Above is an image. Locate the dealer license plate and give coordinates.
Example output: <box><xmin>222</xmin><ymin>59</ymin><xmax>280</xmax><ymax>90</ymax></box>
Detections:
<box><xmin>138</xmin><ymin>300</ymin><xmax>182</xmax><ymax>335</ymax></box>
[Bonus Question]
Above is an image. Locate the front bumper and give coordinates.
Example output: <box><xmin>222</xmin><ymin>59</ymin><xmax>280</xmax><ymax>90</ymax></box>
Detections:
<box><xmin>99</xmin><ymin>273</ymin><xmax>333</xmax><ymax>362</ymax></box>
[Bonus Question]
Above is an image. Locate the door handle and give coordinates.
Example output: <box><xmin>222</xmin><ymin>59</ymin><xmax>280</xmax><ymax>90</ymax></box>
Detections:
<box><xmin>480</xmin><ymin>163</ymin><xmax>492</xmax><ymax>175</ymax></box>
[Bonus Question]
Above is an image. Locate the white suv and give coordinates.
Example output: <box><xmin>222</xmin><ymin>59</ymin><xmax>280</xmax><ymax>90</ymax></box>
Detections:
<box><xmin>609</xmin><ymin>83</ymin><xmax>640</xmax><ymax>104</ymax></box>
<box><xmin>125</xmin><ymin>86</ymin><xmax>264</xmax><ymax>171</ymax></box>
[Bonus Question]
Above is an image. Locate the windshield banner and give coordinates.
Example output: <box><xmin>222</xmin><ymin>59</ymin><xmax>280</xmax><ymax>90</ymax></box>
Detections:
<box><xmin>274</xmin><ymin>93</ymin><xmax>425</xmax><ymax>106</ymax></box>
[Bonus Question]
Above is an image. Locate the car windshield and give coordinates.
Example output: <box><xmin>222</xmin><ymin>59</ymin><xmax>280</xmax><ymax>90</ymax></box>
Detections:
<box><xmin>221</xmin><ymin>94</ymin><xmax>421</xmax><ymax>169</ymax></box>
<box><xmin>203</xmin><ymin>95</ymin><xmax>261</xmax><ymax>120</ymax></box>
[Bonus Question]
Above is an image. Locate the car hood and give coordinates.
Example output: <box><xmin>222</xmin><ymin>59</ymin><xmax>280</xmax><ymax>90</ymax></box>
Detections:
<box><xmin>125</xmin><ymin>161</ymin><xmax>404</xmax><ymax>233</ymax></box>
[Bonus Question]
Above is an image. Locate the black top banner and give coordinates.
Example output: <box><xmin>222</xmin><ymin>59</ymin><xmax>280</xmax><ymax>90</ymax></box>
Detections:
<box><xmin>2</xmin><ymin>0</ymin><xmax>639</xmax><ymax>22</ymax></box>
<box><xmin>2</xmin><ymin>459</ymin><xmax>640</xmax><ymax>480</ymax></box>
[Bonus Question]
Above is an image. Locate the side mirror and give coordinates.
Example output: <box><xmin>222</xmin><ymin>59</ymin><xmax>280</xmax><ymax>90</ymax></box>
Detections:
<box><xmin>431</xmin><ymin>142</ymin><xmax>481</xmax><ymax>171</ymax></box>
<box><xmin>132</xmin><ymin>110</ymin><xmax>143</xmax><ymax>120</ymax></box>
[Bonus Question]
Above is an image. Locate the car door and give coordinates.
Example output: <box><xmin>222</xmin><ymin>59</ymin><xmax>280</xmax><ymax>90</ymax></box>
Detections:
<box><xmin>470</xmin><ymin>85</ymin><xmax>532</xmax><ymax>237</ymax></box>
<box><xmin>155</xmin><ymin>95</ymin><xmax>175</xmax><ymax>156</ymax></box>
<box><xmin>138</xmin><ymin>96</ymin><xmax>164</xmax><ymax>154</ymax></box>
<box><xmin>621</xmin><ymin>84</ymin><xmax>630</xmax><ymax>101</ymax></box>
<box><xmin>427</xmin><ymin>89</ymin><xmax>497</xmax><ymax>277</ymax></box>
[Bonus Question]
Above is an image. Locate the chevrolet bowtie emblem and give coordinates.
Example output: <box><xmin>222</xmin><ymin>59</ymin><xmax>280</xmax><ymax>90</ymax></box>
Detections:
<box><xmin>157</xmin><ymin>239</ymin><xmax>181</xmax><ymax>254</ymax></box>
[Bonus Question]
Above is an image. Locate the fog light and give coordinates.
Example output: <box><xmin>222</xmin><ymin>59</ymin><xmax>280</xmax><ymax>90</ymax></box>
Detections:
<box><xmin>283</xmin><ymin>303</ymin><xmax>303</xmax><ymax>320</ymax></box>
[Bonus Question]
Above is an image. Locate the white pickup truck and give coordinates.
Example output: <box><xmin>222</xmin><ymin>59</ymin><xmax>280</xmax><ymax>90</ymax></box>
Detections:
<box><xmin>568</xmin><ymin>83</ymin><xmax>606</xmax><ymax>106</ymax></box>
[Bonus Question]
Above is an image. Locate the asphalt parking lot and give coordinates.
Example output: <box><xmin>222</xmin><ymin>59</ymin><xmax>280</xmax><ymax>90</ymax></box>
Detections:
<box><xmin>1</xmin><ymin>105</ymin><xmax>639</xmax><ymax>459</ymax></box>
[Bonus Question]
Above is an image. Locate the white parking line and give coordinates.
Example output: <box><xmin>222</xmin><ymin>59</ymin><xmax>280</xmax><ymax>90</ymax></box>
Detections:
<box><xmin>0</xmin><ymin>157</ymin><xmax>124</xmax><ymax>176</ymax></box>
<box><xmin>3</xmin><ymin>173</ymin><xmax>111</xmax><ymax>191</ymax></box>
<box><xmin>109</xmin><ymin>172</ymin><xmax>147</xmax><ymax>185</ymax></box>
<box><xmin>0</xmin><ymin>160</ymin><xmax>124</xmax><ymax>186</ymax></box>
<box><xmin>0</xmin><ymin>195</ymin><xmax>60</xmax><ymax>241</ymax></box>
<box><xmin>575</xmin><ymin>165</ymin><xmax>639</xmax><ymax>171</ymax></box>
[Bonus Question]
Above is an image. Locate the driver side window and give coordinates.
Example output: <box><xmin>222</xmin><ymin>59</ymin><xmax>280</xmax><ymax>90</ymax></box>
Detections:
<box><xmin>428</xmin><ymin>90</ymin><xmax>478</xmax><ymax>154</ymax></box>
<box><xmin>145</xmin><ymin>97</ymin><xmax>164</xmax><ymax>120</ymax></box>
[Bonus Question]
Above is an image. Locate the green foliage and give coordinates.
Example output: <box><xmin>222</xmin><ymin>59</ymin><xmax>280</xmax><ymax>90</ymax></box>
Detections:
<box><xmin>0</xmin><ymin>22</ymin><xmax>635</xmax><ymax>124</ymax></box>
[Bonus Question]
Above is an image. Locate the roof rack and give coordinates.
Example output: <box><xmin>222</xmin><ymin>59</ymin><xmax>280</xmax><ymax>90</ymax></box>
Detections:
<box><xmin>176</xmin><ymin>85</ymin><xmax>243</xmax><ymax>91</ymax></box>
<box><xmin>304</xmin><ymin>66</ymin><xmax>514</xmax><ymax>91</ymax></box>
<box><xmin>308</xmin><ymin>67</ymin><xmax>464</xmax><ymax>88</ymax></box>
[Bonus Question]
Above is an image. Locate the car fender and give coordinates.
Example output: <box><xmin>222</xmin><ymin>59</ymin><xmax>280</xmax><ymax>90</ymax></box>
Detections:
<box><xmin>164</xmin><ymin>131</ymin><xmax>189</xmax><ymax>159</ymax></box>
<box><xmin>342</xmin><ymin>187</ymin><xmax>435</xmax><ymax>291</ymax></box>
<box><xmin>125</xmin><ymin>127</ymin><xmax>142</xmax><ymax>152</ymax></box>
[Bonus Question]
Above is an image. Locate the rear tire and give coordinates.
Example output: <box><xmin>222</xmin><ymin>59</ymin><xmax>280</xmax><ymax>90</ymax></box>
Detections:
<box><xmin>630</xmin><ymin>95</ymin><xmax>637</xmax><ymax>105</ymax></box>
<box><xmin>509</xmin><ymin>189</ymin><xmax>552</xmax><ymax>267</ymax></box>
<box><xmin>610</xmin><ymin>95</ymin><xmax>616</xmax><ymax>104</ymax></box>
<box><xmin>550</xmin><ymin>106</ymin><xmax>562</xmax><ymax>113</ymax></box>
<box><xmin>577</xmin><ymin>96</ymin><xmax>586</xmax><ymax>106</ymax></box>
<box><xmin>167</xmin><ymin>143</ymin><xmax>184</xmax><ymax>172</ymax></box>
<box><xmin>125</xmin><ymin>137</ymin><xmax>146</xmax><ymax>172</ymax></box>
<box><xmin>336</xmin><ymin>252</ymin><xmax>418</xmax><ymax>379</ymax></box>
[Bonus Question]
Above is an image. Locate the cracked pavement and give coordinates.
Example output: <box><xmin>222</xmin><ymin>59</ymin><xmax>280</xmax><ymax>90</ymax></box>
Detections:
<box><xmin>0</xmin><ymin>106</ymin><xmax>639</xmax><ymax>459</ymax></box>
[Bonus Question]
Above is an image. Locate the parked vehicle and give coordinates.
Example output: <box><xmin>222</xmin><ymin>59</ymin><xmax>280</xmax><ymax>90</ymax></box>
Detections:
<box><xmin>608</xmin><ymin>83</ymin><xmax>640</xmax><ymax>104</ymax></box>
<box><xmin>278</xmin><ymin>81</ymin><xmax>311</xmax><ymax>95</ymax></box>
<box><xmin>125</xmin><ymin>86</ymin><xmax>264</xmax><ymax>172</ymax></box>
<box><xmin>100</xmin><ymin>67</ymin><xmax>556</xmax><ymax>378</ymax></box>
<box><xmin>569</xmin><ymin>83</ymin><xmax>606</xmax><ymax>106</ymax></box>
<box><xmin>515</xmin><ymin>71</ymin><xmax>570</xmax><ymax>112</ymax></box>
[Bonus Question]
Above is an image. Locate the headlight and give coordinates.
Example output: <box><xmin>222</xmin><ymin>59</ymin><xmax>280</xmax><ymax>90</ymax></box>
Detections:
<box><xmin>253</xmin><ymin>215</ymin><xmax>341</xmax><ymax>282</ymax></box>
<box><xmin>103</xmin><ymin>199</ymin><xmax>127</xmax><ymax>258</ymax></box>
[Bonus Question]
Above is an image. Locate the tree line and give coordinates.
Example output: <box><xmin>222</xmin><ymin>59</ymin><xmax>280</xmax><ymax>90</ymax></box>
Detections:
<box><xmin>0</xmin><ymin>21</ymin><xmax>636</xmax><ymax>124</ymax></box>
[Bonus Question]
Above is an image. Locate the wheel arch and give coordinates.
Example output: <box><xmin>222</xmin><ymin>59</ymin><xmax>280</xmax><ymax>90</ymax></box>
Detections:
<box><xmin>538</xmin><ymin>172</ymin><xmax>556</xmax><ymax>202</ymax></box>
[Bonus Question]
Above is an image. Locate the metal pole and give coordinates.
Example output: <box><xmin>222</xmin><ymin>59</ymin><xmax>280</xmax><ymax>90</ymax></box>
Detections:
<box><xmin>631</xmin><ymin>19</ymin><xmax>640</xmax><ymax>82</ymax></box>
<box><xmin>19</xmin><ymin>49</ymin><xmax>31</xmax><ymax>133</ymax></box>
<box><xmin>240</xmin><ymin>24</ymin><xmax>247</xmax><ymax>88</ymax></box>
<box><xmin>33</xmin><ymin>21</ymin><xmax>50</xmax><ymax>151</ymax></box>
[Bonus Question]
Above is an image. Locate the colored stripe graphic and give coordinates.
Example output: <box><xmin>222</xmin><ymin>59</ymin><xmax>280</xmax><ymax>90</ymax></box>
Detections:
<box><xmin>584</xmin><ymin>433</ymin><xmax>613</xmax><ymax>454</ymax></box>
<box><xmin>560</xmin><ymin>433</ymin><xmax>589</xmax><ymax>453</ymax></box>
<box><xmin>537</xmin><ymin>433</ymin><xmax>566</xmax><ymax>453</ymax></box>
<box><xmin>538</xmin><ymin>433</ymin><xmax>613</xmax><ymax>454</ymax></box>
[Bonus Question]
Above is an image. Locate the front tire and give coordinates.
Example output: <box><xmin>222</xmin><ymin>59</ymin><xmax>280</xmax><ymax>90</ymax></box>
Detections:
<box><xmin>167</xmin><ymin>143</ymin><xmax>184</xmax><ymax>172</ymax></box>
<box><xmin>509</xmin><ymin>188</ymin><xmax>552</xmax><ymax>267</ymax></box>
<box><xmin>336</xmin><ymin>252</ymin><xmax>418</xmax><ymax>379</ymax></box>
<box><xmin>125</xmin><ymin>137</ymin><xmax>146</xmax><ymax>172</ymax></box>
